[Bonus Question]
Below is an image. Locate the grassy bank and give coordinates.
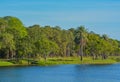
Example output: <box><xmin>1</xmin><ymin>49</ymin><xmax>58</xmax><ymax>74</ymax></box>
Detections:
<box><xmin>0</xmin><ymin>60</ymin><xmax>14</xmax><ymax>66</ymax></box>
<box><xmin>37</xmin><ymin>57</ymin><xmax>118</xmax><ymax>66</ymax></box>
<box><xmin>0</xmin><ymin>56</ymin><xmax>120</xmax><ymax>66</ymax></box>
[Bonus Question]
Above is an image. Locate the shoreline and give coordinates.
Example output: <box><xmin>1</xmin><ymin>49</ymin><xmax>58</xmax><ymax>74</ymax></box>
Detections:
<box><xmin>0</xmin><ymin>57</ymin><xmax>119</xmax><ymax>67</ymax></box>
<box><xmin>0</xmin><ymin>62</ymin><xmax>119</xmax><ymax>67</ymax></box>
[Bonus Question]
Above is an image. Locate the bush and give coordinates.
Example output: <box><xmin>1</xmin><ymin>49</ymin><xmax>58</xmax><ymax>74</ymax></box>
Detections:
<box><xmin>116</xmin><ymin>58</ymin><xmax>120</xmax><ymax>62</ymax></box>
<box><xmin>31</xmin><ymin>60</ymin><xmax>39</xmax><ymax>64</ymax></box>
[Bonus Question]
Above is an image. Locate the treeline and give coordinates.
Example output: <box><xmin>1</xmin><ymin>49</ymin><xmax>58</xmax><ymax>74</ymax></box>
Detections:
<box><xmin>0</xmin><ymin>16</ymin><xmax>120</xmax><ymax>61</ymax></box>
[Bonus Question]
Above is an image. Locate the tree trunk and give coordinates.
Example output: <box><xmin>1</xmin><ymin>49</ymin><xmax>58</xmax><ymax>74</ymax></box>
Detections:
<box><xmin>28</xmin><ymin>54</ymin><xmax>30</xmax><ymax>65</ymax></box>
<box><xmin>6</xmin><ymin>50</ymin><xmax>9</xmax><ymax>59</ymax></box>
<box><xmin>80</xmin><ymin>44</ymin><xmax>83</xmax><ymax>61</ymax></box>
<box><xmin>102</xmin><ymin>54</ymin><xmax>107</xmax><ymax>60</ymax></box>
<box><xmin>92</xmin><ymin>53</ymin><xmax>95</xmax><ymax>60</ymax></box>
<box><xmin>44</xmin><ymin>54</ymin><xmax>47</xmax><ymax>62</ymax></box>
<box><xmin>95</xmin><ymin>54</ymin><xmax>98</xmax><ymax>60</ymax></box>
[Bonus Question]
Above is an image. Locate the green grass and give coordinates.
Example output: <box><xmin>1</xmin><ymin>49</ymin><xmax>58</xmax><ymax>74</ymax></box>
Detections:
<box><xmin>37</xmin><ymin>56</ymin><xmax>118</xmax><ymax>66</ymax></box>
<box><xmin>0</xmin><ymin>59</ymin><xmax>29</xmax><ymax>66</ymax></box>
<box><xmin>109</xmin><ymin>56</ymin><xmax>120</xmax><ymax>62</ymax></box>
<box><xmin>0</xmin><ymin>61</ymin><xmax>14</xmax><ymax>66</ymax></box>
<box><xmin>0</xmin><ymin>56</ymin><xmax>119</xmax><ymax>66</ymax></box>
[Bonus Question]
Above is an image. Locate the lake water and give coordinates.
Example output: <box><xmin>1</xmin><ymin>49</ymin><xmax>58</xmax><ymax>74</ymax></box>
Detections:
<box><xmin>0</xmin><ymin>64</ymin><xmax>120</xmax><ymax>82</ymax></box>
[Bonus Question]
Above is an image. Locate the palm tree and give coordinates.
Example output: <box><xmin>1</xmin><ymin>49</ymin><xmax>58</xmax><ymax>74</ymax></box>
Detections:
<box><xmin>102</xmin><ymin>34</ymin><xmax>109</xmax><ymax>41</ymax></box>
<box><xmin>75</xmin><ymin>26</ymin><xmax>88</xmax><ymax>61</ymax></box>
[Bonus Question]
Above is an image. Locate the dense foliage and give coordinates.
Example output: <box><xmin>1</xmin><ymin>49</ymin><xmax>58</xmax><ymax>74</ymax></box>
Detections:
<box><xmin>0</xmin><ymin>16</ymin><xmax>120</xmax><ymax>61</ymax></box>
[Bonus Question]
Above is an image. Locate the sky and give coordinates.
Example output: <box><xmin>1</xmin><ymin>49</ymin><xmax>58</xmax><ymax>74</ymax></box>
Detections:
<box><xmin>0</xmin><ymin>0</ymin><xmax>120</xmax><ymax>40</ymax></box>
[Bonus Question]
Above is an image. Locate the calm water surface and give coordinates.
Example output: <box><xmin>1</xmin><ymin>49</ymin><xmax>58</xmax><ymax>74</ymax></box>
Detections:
<box><xmin>0</xmin><ymin>64</ymin><xmax>120</xmax><ymax>82</ymax></box>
